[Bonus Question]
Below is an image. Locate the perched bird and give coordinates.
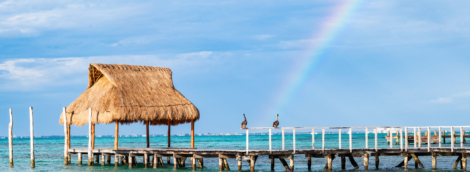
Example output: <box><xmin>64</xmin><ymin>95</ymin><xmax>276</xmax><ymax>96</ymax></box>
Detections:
<box><xmin>241</xmin><ymin>114</ymin><xmax>248</xmax><ymax>129</ymax></box>
<box><xmin>273</xmin><ymin>114</ymin><xmax>279</xmax><ymax>128</ymax></box>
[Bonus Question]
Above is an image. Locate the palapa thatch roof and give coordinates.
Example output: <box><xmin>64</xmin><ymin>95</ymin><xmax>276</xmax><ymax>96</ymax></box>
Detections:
<box><xmin>59</xmin><ymin>63</ymin><xmax>199</xmax><ymax>126</ymax></box>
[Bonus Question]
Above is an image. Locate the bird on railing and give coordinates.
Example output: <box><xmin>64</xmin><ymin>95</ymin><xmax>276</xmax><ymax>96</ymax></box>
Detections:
<box><xmin>241</xmin><ymin>114</ymin><xmax>248</xmax><ymax>129</ymax></box>
<box><xmin>273</xmin><ymin>114</ymin><xmax>279</xmax><ymax>128</ymax></box>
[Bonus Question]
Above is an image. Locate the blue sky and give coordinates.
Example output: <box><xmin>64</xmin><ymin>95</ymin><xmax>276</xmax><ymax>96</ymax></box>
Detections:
<box><xmin>1</xmin><ymin>0</ymin><xmax>470</xmax><ymax>136</ymax></box>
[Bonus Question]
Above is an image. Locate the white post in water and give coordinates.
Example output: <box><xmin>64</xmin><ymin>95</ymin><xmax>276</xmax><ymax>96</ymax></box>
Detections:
<box><xmin>418</xmin><ymin>128</ymin><xmax>421</xmax><ymax>147</ymax></box>
<box><xmin>63</xmin><ymin>107</ymin><xmax>68</xmax><ymax>165</ymax></box>
<box><xmin>269</xmin><ymin>129</ymin><xmax>272</xmax><ymax>152</ymax></box>
<box><xmin>439</xmin><ymin>127</ymin><xmax>442</xmax><ymax>148</ymax></box>
<box><xmin>400</xmin><ymin>128</ymin><xmax>403</xmax><ymax>151</ymax></box>
<box><xmin>414</xmin><ymin>128</ymin><xmax>416</xmax><ymax>148</ymax></box>
<box><xmin>246</xmin><ymin>129</ymin><xmax>249</xmax><ymax>154</ymax></box>
<box><xmin>312</xmin><ymin>129</ymin><xmax>315</xmax><ymax>149</ymax></box>
<box><xmin>405</xmin><ymin>128</ymin><xmax>408</xmax><ymax>151</ymax></box>
<box><xmin>293</xmin><ymin>129</ymin><xmax>296</xmax><ymax>153</ymax></box>
<box><xmin>339</xmin><ymin>128</ymin><xmax>342</xmax><ymax>149</ymax></box>
<box><xmin>461</xmin><ymin>127</ymin><xmax>464</xmax><ymax>148</ymax></box>
<box><xmin>451</xmin><ymin>127</ymin><xmax>454</xmax><ymax>152</ymax></box>
<box><xmin>88</xmin><ymin>108</ymin><xmax>93</xmax><ymax>165</ymax></box>
<box><xmin>29</xmin><ymin>107</ymin><xmax>35</xmax><ymax>168</ymax></box>
<box><xmin>365</xmin><ymin>128</ymin><xmax>368</xmax><ymax>149</ymax></box>
<box><xmin>427</xmin><ymin>127</ymin><xmax>431</xmax><ymax>152</ymax></box>
<box><xmin>282</xmin><ymin>129</ymin><xmax>285</xmax><ymax>150</ymax></box>
<box><xmin>9</xmin><ymin>108</ymin><xmax>13</xmax><ymax>166</ymax></box>
<box><xmin>322</xmin><ymin>129</ymin><xmax>325</xmax><ymax>151</ymax></box>
<box><xmin>390</xmin><ymin>129</ymin><xmax>393</xmax><ymax>149</ymax></box>
<box><xmin>349</xmin><ymin>128</ymin><xmax>352</xmax><ymax>152</ymax></box>
<box><xmin>375</xmin><ymin>128</ymin><xmax>378</xmax><ymax>151</ymax></box>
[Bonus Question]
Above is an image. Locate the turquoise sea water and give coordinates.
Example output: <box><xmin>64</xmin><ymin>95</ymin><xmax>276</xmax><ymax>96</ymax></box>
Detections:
<box><xmin>0</xmin><ymin>133</ymin><xmax>468</xmax><ymax>171</ymax></box>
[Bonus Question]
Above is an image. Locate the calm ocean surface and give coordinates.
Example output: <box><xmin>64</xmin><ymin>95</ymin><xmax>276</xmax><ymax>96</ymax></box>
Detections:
<box><xmin>0</xmin><ymin>133</ymin><xmax>466</xmax><ymax>171</ymax></box>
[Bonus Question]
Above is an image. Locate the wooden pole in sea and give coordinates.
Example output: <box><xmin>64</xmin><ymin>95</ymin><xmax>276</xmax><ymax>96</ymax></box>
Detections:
<box><xmin>30</xmin><ymin>107</ymin><xmax>35</xmax><ymax>168</ymax></box>
<box><xmin>9</xmin><ymin>108</ymin><xmax>13</xmax><ymax>166</ymax></box>
<box><xmin>63</xmin><ymin>107</ymin><xmax>68</xmax><ymax>165</ymax></box>
<box><xmin>88</xmin><ymin>108</ymin><xmax>93</xmax><ymax>166</ymax></box>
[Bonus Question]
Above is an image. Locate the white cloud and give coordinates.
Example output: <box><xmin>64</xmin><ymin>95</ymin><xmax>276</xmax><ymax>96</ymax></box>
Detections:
<box><xmin>429</xmin><ymin>92</ymin><xmax>470</xmax><ymax>104</ymax></box>
<box><xmin>254</xmin><ymin>34</ymin><xmax>274</xmax><ymax>40</ymax></box>
<box><xmin>0</xmin><ymin>52</ymin><xmax>219</xmax><ymax>91</ymax></box>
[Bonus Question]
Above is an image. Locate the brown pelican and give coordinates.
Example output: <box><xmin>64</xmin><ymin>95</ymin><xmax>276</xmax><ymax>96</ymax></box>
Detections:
<box><xmin>273</xmin><ymin>114</ymin><xmax>279</xmax><ymax>128</ymax></box>
<box><xmin>241</xmin><ymin>114</ymin><xmax>247</xmax><ymax>129</ymax></box>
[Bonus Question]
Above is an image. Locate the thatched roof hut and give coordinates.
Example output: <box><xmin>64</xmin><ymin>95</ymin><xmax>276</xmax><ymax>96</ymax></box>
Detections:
<box><xmin>59</xmin><ymin>63</ymin><xmax>199</xmax><ymax>149</ymax></box>
<box><xmin>59</xmin><ymin>63</ymin><xmax>199</xmax><ymax>126</ymax></box>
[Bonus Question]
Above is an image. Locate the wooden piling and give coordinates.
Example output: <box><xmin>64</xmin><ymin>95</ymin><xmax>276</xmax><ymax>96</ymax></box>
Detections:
<box><xmin>197</xmin><ymin>158</ymin><xmax>203</xmax><ymax>169</ymax></box>
<box><xmin>30</xmin><ymin>107</ymin><xmax>35</xmax><ymax>168</ymax></box>
<box><xmin>63</xmin><ymin>107</ymin><xmax>68</xmax><ymax>165</ymax></box>
<box><xmin>101</xmin><ymin>153</ymin><xmax>105</xmax><ymax>166</ymax></box>
<box><xmin>192</xmin><ymin>155</ymin><xmax>197</xmax><ymax>170</ymax></box>
<box><xmin>237</xmin><ymin>158</ymin><xmax>242</xmax><ymax>171</ymax></box>
<box><xmin>279</xmin><ymin>158</ymin><xmax>290</xmax><ymax>171</ymax></box>
<box><xmin>115</xmin><ymin>120</ymin><xmax>119</xmax><ymax>150</ymax></box>
<box><xmin>395</xmin><ymin>131</ymin><xmax>399</xmax><ymax>145</ymax></box>
<box><xmin>341</xmin><ymin>155</ymin><xmax>346</xmax><ymax>170</ymax></box>
<box><xmin>224</xmin><ymin>158</ymin><xmax>230</xmax><ymax>170</ymax></box>
<box><xmin>88</xmin><ymin>108</ymin><xmax>93</xmax><ymax>166</ymax></box>
<box><xmin>327</xmin><ymin>154</ymin><xmax>333</xmax><ymax>170</ymax></box>
<box><xmin>174</xmin><ymin>155</ymin><xmax>178</xmax><ymax>168</ymax></box>
<box><xmin>463</xmin><ymin>154</ymin><xmax>467</xmax><ymax>170</ymax></box>
<box><xmin>308</xmin><ymin>154</ymin><xmax>312</xmax><ymax>170</ymax></box>
<box><xmin>404</xmin><ymin>154</ymin><xmax>408</xmax><ymax>169</ymax></box>
<box><xmin>191</xmin><ymin>120</ymin><xmax>195</xmax><ymax>148</ymax></box>
<box><xmin>363</xmin><ymin>154</ymin><xmax>369</xmax><ymax>170</ymax></box>
<box><xmin>144</xmin><ymin>153</ymin><xmax>148</xmax><ymax>168</ymax></box>
<box><xmin>9</xmin><ymin>108</ymin><xmax>13</xmax><ymax>167</ymax></box>
<box><xmin>411</xmin><ymin>154</ymin><xmax>424</xmax><ymax>168</ymax></box>
<box><xmin>270</xmin><ymin>156</ymin><xmax>275</xmax><ymax>170</ymax></box>
<box><xmin>219</xmin><ymin>158</ymin><xmax>224</xmax><ymax>171</ymax></box>
<box><xmin>432</xmin><ymin>153</ymin><xmax>436</xmax><ymax>169</ymax></box>
<box><xmin>115</xmin><ymin>155</ymin><xmax>119</xmax><ymax>166</ymax></box>
<box><xmin>146</xmin><ymin>121</ymin><xmax>150</xmax><ymax>148</ymax></box>
<box><xmin>129</xmin><ymin>155</ymin><xmax>133</xmax><ymax>168</ymax></box>
<box><xmin>78</xmin><ymin>152</ymin><xmax>82</xmax><ymax>165</ymax></box>
<box><xmin>375</xmin><ymin>154</ymin><xmax>379</xmax><ymax>169</ymax></box>
<box><xmin>250</xmin><ymin>156</ymin><xmax>255</xmax><ymax>172</ymax></box>
<box><xmin>454</xmin><ymin>155</ymin><xmax>462</xmax><ymax>169</ymax></box>
<box><xmin>347</xmin><ymin>154</ymin><xmax>359</xmax><ymax>169</ymax></box>
<box><xmin>153</xmin><ymin>154</ymin><xmax>158</xmax><ymax>168</ymax></box>
<box><xmin>107</xmin><ymin>154</ymin><xmax>111</xmax><ymax>164</ymax></box>
<box><xmin>167</xmin><ymin>156</ymin><xmax>170</xmax><ymax>164</ymax></box>
<box><xmin>95</xmin><ymin>154</ymin><xmax>99</xmax><ymax>164</ymax></box>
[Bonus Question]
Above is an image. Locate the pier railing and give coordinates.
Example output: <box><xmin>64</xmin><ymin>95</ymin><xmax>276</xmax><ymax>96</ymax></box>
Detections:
<box><xmin>243</xmin><ymin>126</ymin><xmax>470</xmax><ymax>154</ymax></box>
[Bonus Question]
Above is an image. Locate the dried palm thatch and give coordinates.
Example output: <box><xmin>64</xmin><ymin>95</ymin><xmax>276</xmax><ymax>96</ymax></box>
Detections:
<box><xmin>59</xmin><ymin>63</ymin><xmax>199</xmax><ymax>126</ymax></box>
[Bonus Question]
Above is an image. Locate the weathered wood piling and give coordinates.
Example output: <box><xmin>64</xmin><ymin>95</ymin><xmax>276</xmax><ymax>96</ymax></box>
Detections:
<box><xmin>30</xmin><ymin>107</ymin><xmax>35</xmax><ymax>168</ymax></box>
<box><xmin>9</xmin><ymin>108</ymin><xmax>13</xmax><ymax>166</ymax></box>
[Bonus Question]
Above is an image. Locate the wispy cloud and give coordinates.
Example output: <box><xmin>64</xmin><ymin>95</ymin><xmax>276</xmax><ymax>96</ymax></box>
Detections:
<box><xmin>429</xmin><ymin>92</ymin><xmax>470</xmax><ymax>104</ymax></box>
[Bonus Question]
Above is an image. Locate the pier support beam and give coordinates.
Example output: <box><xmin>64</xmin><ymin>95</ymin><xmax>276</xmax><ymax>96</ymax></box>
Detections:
<box><xmin>174</xmin><ymin>155</ymin><xmax>178</xmax><ymax>168</ymax></box>
<box><xmin>404</xmin><ymin>154</ymin><xmax>409</xmax><ymax>169</ymax></box>
<box><xmin>431</xmin><ymin>153</ymin><xmax>437</xmax><ymax>170</ymax></box>
<box><xmin>197</xmin><ymin>158</ymin><xmax>203</xmax><ymax>169</ymax></box>
<box><xmin>129</xmin><ymin>155</ymin><xmax>133</xmax><ymax>168</ymax></box>
<box><xmin>250</xmin><ymin>156</ymin><xmax>255</xmax><ymax>172</ymax></box>
<box><xmin>289</xmin><ymin>156</ymin><xmax>294</xmax><ymax>172</ymax></box>
<box><xmin>411</xmin><ymin>154</ymin><xmax>424</xmax><ymax>168</ymax></box>
<box><xmin>78</xmin><ymin>153</ymin><xmax>82</xmax><ymax>165</ymax></box>
<box><xmin>144</xmin><ymin>153</ymin><xmax>148</xmax><ymax>168</ymax></box>
<box><xmin>279</xmin><ymin>158</ymin><xmax>290</xmax><ymax>171</ymax></box>
<box><xmin>9</xmin><ymin>108</ymin><xmax>13</xmax><ymax>167</ymax></box>
<box><xmin>107</xmin><ymin>154</ymin><xmax>111</xmax><ymax>164</ymax></box>
<box><xmin>237</xmin><ymin>158</ymin><xmax>242</xmax><ymax>171</ymax></box>
<box><xmin>363</xmin><ymin>154</ymin><xmax>369</xmax><ymax>170</ymax></box>
<box><xmin>224</xmin><ymin>158</ymin><xmax>230</xmax><ymax>171</ymax></box>
<box><xmin>101</xmin><ymin>154</ymin><xmax>105</xmax><ymax>166</ymax></box>
<box><xmin>270</xmin><ymin>156</ymin><xmax>275</xmax><ymax>170</ymax></box>
<box><xmin>454</xmin><ymin>155</ymin><xmax>462</xmax><ymax>169</ymax></box>
<box><xmin>463</xmin><ymin>154</ymin><xmax>467</xmax><ymax>170</ymax></box>
<box><xmin>192</xmin><ymin>155</ymin><xmax>197</xmax><ymax>170</ymax></box>
<box><xmin>375</xmin><ymin>153</ymin><xmax>379</xmax><ymax>169</ymax></box>
<box><xmin>341</xmin><ymin>155</ymin><xmax>346</xmax><ymax>170</ymax></box>
<box><xmin>307</xmin><ymin>154</ymin><xmax>312</xmax><ymax>170</ymax></box>
<box><xmin>115</xmin><ymin>155</ymin><xmax>119</xmax><ymax>166</ymax></box>
<box><xmin>95</xmin><ymin>154</ymin><xmax>99</xmax><ymax>164</ymax></box>
<box><xmin>347</xmin><ymin>154</ymin><xmax>359</xmax><ymax>169</ymax></box>
<box><xmin>326</xmin><ymin>154</ymin><xmax>334</xmax><ymax>170</ymax></box>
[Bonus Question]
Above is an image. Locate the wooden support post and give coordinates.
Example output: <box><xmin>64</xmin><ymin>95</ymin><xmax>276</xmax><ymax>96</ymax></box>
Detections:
<box><xmin>115</xmin><ymin>121</ymin><xmax>119</xmax><ymax>150</ymax></box>
<box><xmin>347</xmin><ymin>154</ymin><xmax>359</xmax><ymax>169</ymax></box>
<box><xmin>174</xmin><ymin>155</ymin><xmax>178</xmax><ymax>168</ymax></box>
<box><xmin>88</xmin><ymin>108</ymin><xmax>93</xmax><ymax>166</ymax></box>
<box><xmin>67</xmin><ymin>124</ymin><xmax>71</xmax><ymax>164</ymax></box>
<box><xmin>144</xmin><ymin>153</ymin><xmax>148</xmax><ymax>168</ymax></box>
<box><xmin>115</xmin><ymin>155</ymin><xmax>119</xmax><ymax>166</ymax></box>
<box><xmin>9</xmin><ymin>108</ymin><xmax>13</xmax><ymax>167</ymax></box>
<box><xmin>250</xmin><ymin>156</ymin><xmax>256</xmax><ymax>172</ymax></box>
<box><xmin>463</xmin><ymin>154</ymin><xmax>467</xmax><ymax>170</ymax></box>
<box><xmin>78</xmin><ymin>152</ymin><xmax>82</xmax><ymax>165</ymax></box>
<box><xmin>395</xmin><ymin>131</ymin><xmax>399</xmax><ymax>145</ymax></box>
<box><xmin>327</xmin><ymin>154</ymin><xmax>333</xmax><ymax>170</ymax></box>
<box><xmin>107</xmin><ymin>154</ymin><xmax>111</xmax><ymax>164</ymax></box>
<box><xmin>192</xmin><ymin>155</ymin><xmax>197</xmax><ymax>170</ymax></box>
<box><xmin>454</xmin><ymin>130</ymin><xmax>457</xmax><ymax>144</ymax></box>
<box><xmin>396</xmin><ymin>155</ymin><xmax>412</xmax><ymax>167</ymax></box>
<box><xmin>238</xmin><ymin>158</ymin><xmax>242</xmax><ymax>171</ymax></box>
<box><xmin>191</xmin><ymin>120</ymin><xmax>195</xmax><ymax>148</ymax></box>
<box><xmin>168</xmin><ymin>121</ymin><xmax>171</xmax><ymax>147</ymax></box>
<box><xmin>341</xmin><ymin>155</ymin><xmax>346</xmax><ymax>170</ymax></box>
<box><xmin>167</xmin><ymin>156</ymin><xmax>170</xmax><ymax>164</ymax></box>
<box><xmin>432</xmin><ymin>153</ymin><xmax>437</xmax><ymax>170</ymax></box>
<box><xmin>454</xmin><ymin>155</ymin><xmax>462</xmax><ymax>169</ymax></box>
<box><xmin>270</xmin><ymin>156</ymin><xmax>275</xmax><ymax>170</ymax></box>
<box><xmin>129</xmin><ymin>155</ymin><xmax>133</xmax><ymax>168</ymax></box>
<box><xmin>308</xmin><ymin>154</ymin><xmax>312</xmax><ymax>171</ymax></box>
<box><xmin>279</xmin><ymin>158</ymin><xmax>290</xmax><ymax>171</ymax></box>
<box><xmin>197</xmin><ymin>158</ymin><xmax>203</xmax><ymax>169</ymax></box>
<box><xmin>95</xmin><ymin>154</ymin><xmax>99</xmax><ymax>164</ymax></box>
<box><xmin>289</xmin><ymin>156</ymin><xmax>294</xmax><ymax>172</ymax></box>
<box><xmin>375</xmin><ymin>154</ymin><xmax>379</xmax><ymax>169</ymax></box>
<box><xmin>63</xmin><ymin>107</ymin><xmax>68</xmax><ymax>165</ymax></box>
<box><xmin>404</xmin><ymin>154</ymin><xmax>408</xmax><ymax>169</ymax></box>
<box><xmin>443</xmin><ymin>130</ymin><xmax>446</xmax><ymax>143</ymax></box>
<box><xmin>180</xmin><ymin>157</ymin><xmax>187</xmax><ymax>167</ymax></box>
<box><xmin>153</xmin><ymin>155</ymin><xmax>158</xmax><ymax>168</ymax></box>
<box><xmin>146</xmin><ymin>121</ymin><xmax>150</xmax><ymax>148</ymax></box>
<box><xmin>91</xmin><ymin>124</ymin><xmax>95</xmax><ymax>149</ymax></box>
<box><xmin>224</xmin><ymin>158</ymin><xmax>230</xmax><ymax>171</ymax></box>
<box><xmin>219</xmin><ymin>158</ymin><xmax>224</xmax><ymax>171</ymax></box>
<box><xmin>30</xmin><ymin>107</ymin><xmax>35</xmax><ymax>168</ymax></box>
<box><xmin>101</xmin><ymin>154</ymin><xmax>105</xmax><ymax>166</ymax></box>
<box><xmin>363</xmin><ymin>154</ymin><xmax>369</xmax><ymax>170</ymax></box>
<box><xmin>410</xmin><ymin>154</ymin><xmax>424</xmax><ymax>168</ymax></box>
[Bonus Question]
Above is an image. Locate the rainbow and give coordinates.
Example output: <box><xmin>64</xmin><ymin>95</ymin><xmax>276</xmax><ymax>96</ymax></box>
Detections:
<box><xmin>267</xmin><ymin>1</ymin><xmax>362</xmax><ymax>118</ymax></box>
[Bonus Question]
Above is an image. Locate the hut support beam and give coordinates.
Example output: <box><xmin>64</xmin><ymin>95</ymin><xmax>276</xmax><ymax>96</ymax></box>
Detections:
<box><xmin>168</xmin><ymin>121</ymin><xmax>171</xmax><ymax>147</ymax></box>
<box><xmin>115</xmin><ymin>121</ymin><xmax>119</xmax><ymax>150</ymax></box>
<box><xmin>63</xmin><ymin>107</ymin><xmax>68</xmax><ymax>165</ymax></box>
<box><xmin>88</xmin><ymin>108</ymin><xmax>93</xmax><ymax>166</ymax></box>
<box><xmin>146</xmin><ymin>121</ymin><xmax>149</xmax><ymax>148</ymax></box>
<box><xmin>191</xmin><ymin>120</ymin><xmax>195</xmax><ymax>148</ymax></box>
<box><xmin>67</xmin><ymin>124</ymin><xmax>71</xmax><ymax>164</ymax></box>
<box><xmin>30</xmin><ymin>107</ymin><xmax>35</xmax><ymax>168</ymax></box>
<box><xmin>91</xmin><ymin>124</ymin><xmax>95</xmax><ymax>149</ymax></box>
<box><xmin>9</xmin><ymin>108</ymin><xmax>13</xmax><ymax>167</ymax></box>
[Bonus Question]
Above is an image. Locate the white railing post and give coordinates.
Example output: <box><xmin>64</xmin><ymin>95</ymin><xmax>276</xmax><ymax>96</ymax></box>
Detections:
<box><xmin>375</xmin><ymin>128</ymin><xmax>378</xmax><ymax>151</ymax></box>
<box><xmin>269</xmin><ymin>129</ymin><xmax>272</xmax><ymax>152</ymax></box>
<box><xmin>312</xmin><ymin>129</ymin><xmax>315</xmax><ymax>149</ymax></box>
<box><xmin>418</xmin><ymin>128</ymin><xmax>421</xmax><ymax>148</ymax></box>
<box><xmin>427</xmin><ymin>127</ymin><xmax>431</xmax><ymax>152</ymax></box>
<box><xmin>339</xmin><ymin>128</ymin><xmax>342</xmax><ymax>149</ymax></box>
<box><xmin>461</xmin><ymin>127</ymin><xmax>464</xmax><ymax>148</ymax></box>
<box><xmin>451</xmin><ymin>127</ymin><xmax>454</xmax><ymax>152</ymax></box>
<box><xmin>365</xmin><ymin>128</ymin><xmax>368</xmax><ymax>149</ymax></box>
<box><xmin>322</xmin><ymin>129</ymin><xmax>325</xmax><ymax>152</ymax></box>
<box><xmin>349</xmin><ymin>128</ymin><xmax>352</xmax><ymax>152</ymax></box>
<box><xmin>282</xmin><ymin>129</ymin><xmax>285</xmax><ymax>150</ymax></box>
<box><xmin>246</xmin><ymin>129</ymin><xmax>249</xmax><ymax>154</ymax></box>
<box><xmin>439</xmin><ymin>127</ymin><xmax>442</xmax><ymax>148</ymax></box>
<box><xmin>414</xmin><ymin>128</ymin><xmax>416</xmax><ymax>148</ymax></box>
<box><xmin>293</xmin><ymin>129</ymin><xmax>296</xmax><ymax>153</ymax></box>
<box><xmin>405</xmin><ymin>127</ymin><xmax>408</xmax><ymax>151</ymax></box>
<box><xmin>400</xmin><ymin>128</ymin><xmax>403</xmax><ymax>151</ymax></box>
<box><xmin>390</xmin><ymin>129</ymin><xmax>393</xmax><ymax>149</ymax></box>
